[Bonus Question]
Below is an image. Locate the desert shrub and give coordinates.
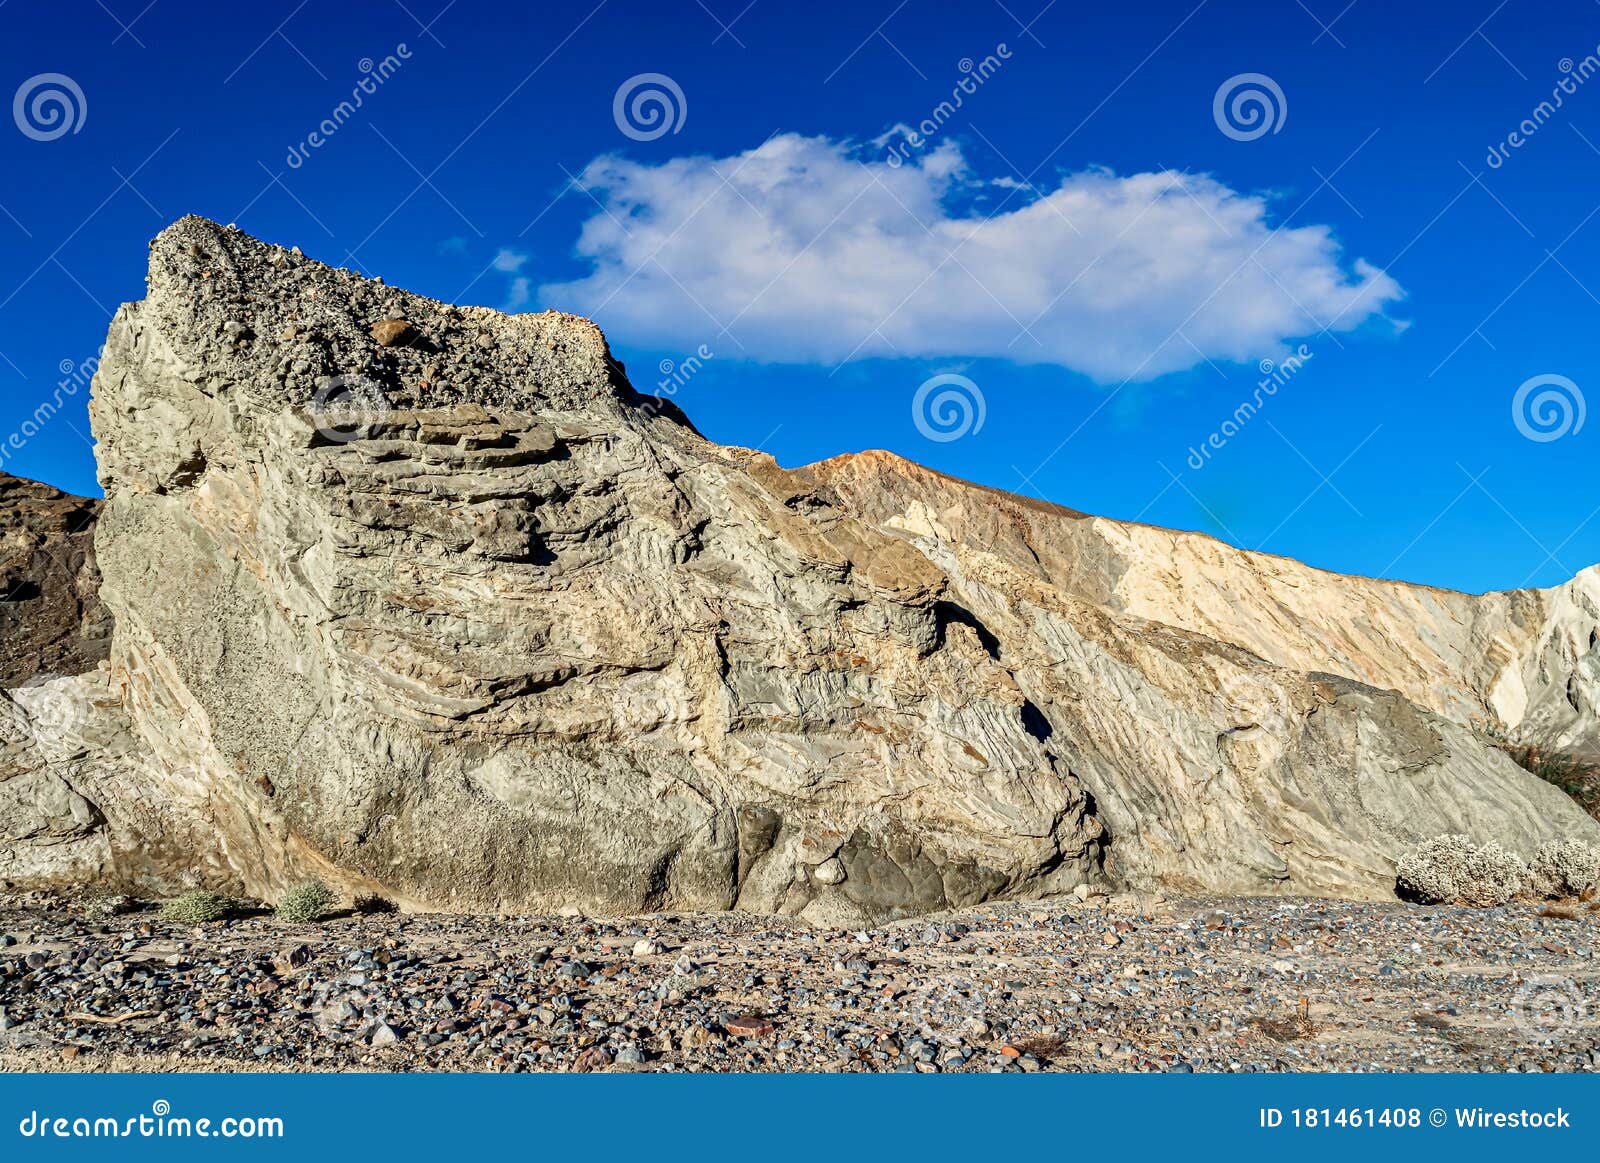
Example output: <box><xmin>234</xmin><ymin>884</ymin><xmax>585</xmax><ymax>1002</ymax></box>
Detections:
<box><xmin>1456</xmin><ymin>842</ymin><xmax>1532</xmax><ymax>907</ymax></box>
<box><xmin>159</xmin><ymin>890</ymin><xmax>238</xmax><ymax>924</ymax></box>
<box><xmin>1529</xmin><ymin>838</ymin><xmax>1600</xmax><ymax>900</ymax></box>
<box><xmin>1396</xmin><ymin>835</ymin><xmax>1473</xmax><ymax>904</ymax></box>
<box><xmin>275</xmin><ymin>879</ymin><xmax>335</xmax><ymax>923</ymax></box>
<box><xmin>353</xmin><ymin>892</ymin><xmax>398</xmax><ymax>915</ymax></box>
<box><xmin>1395</xmin><ymin>834</ymin><xmax>1528</xmax><ymax>907</ymax></box>
<box><xmin>1503</xmin><ymin>743</ymin><xmax>1600</xmax><ymax>819</ymax></box>
<box><xmin>81</xmin><ymin>888</ymin><xmax>134</xmax><ymax>921</ymax></box>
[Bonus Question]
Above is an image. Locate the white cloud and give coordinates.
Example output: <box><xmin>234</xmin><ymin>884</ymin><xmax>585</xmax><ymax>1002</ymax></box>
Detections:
<box><xmin>539</xmin><ymin>134</ymin><xmax>1404</xmax><ymax>383</ymax></box>
<box><xmin>504</xmin><ymin>276</ymin><xmax>531</xmax><ymax>311</ymax></box>
<box><xmin>492</xmin><ymin>248</ymin><xmax>529</xmax><ymax>273</ymax></box>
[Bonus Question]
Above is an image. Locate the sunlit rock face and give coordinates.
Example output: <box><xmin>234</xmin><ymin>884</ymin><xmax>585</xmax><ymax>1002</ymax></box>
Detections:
<box><xmin>1</xmin><ymin>217</ymin><xmax>1594</xmax><ymax>916</ymax></box>
<box><xmin>799</xmin><ymin>452</ymin><xmax>1600</xmax><ymax>893</ymax></box>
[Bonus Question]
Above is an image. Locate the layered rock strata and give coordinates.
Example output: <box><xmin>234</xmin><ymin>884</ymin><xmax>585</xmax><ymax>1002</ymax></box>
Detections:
<box><xmin>1</xmin><ymin>217</ymin><xmax>1595</xmax><ymax>918</ymax></box>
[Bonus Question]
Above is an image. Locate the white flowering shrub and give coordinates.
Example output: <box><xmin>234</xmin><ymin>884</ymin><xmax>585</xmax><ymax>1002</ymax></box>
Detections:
<box><xmin>1396</xmin><ymin>834</ymin><xmax>1528</xmax><ymax>907</ymax></box>
<box><xmin>1529</xmin><ymin>838</ymin><xmax>1600</xmax><ymax>900</ymax></box>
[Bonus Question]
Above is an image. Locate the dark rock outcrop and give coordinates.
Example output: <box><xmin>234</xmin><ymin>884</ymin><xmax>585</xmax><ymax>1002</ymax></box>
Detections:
<box><xmin>0</xmin><ymin>473</ymin><xmax>108</xmax><ymax>685</ymax></box>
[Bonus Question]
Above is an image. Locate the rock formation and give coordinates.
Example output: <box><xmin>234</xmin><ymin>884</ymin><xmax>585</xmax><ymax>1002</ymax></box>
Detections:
<box><xmin>803</xmin><ymin>452</ymin><xmax>1600</xmax><ymax>760</ymax></box>
<box><xmin>0</xmin><ymin>473</ymin><xmax>108</xmax><ymax>686</ymax></box>
<box><xmin>1</xmin><ymin>217</ymin><xmax>1596</xmax><ymax>919</ymax></box>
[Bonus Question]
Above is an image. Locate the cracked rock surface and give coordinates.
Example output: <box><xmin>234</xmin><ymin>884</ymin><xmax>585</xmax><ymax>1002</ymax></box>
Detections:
<box><xmin>1</xmin><ymin>216</ymin><xmax>1596</xmax><ymax>917</ymax></box>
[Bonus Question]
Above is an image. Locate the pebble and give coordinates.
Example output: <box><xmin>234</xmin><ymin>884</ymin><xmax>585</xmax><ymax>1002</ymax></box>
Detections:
<box><xmin>813</xmin><ymin>859</ymin><xmax>846</xmax><ymax>886</ymax></box>
<box><xmin>724</xmin><ymin>1015</ymin><xmax>776</xmax><ymax>1038</ymax></box>
<box><xmin>369</xmin><ymin>319</ymin><xmax>414</xmax><ymax>347</ymax></box>
<box><xmin>0</xmin><ymin>894</ymin><xmax>1592</xmax><ymax>1074</ymax></box>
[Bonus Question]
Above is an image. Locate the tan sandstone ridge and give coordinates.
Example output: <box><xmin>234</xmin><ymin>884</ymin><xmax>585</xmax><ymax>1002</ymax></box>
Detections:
<box><xmin>799</xmin><ymin>452</ymin><xmax>1600</xmax><ymax>760</ymax></box>
<box><xmin>1</xmin><ymin>216</ymin><xmax>1596</xmax><ymax>920</ymax></box>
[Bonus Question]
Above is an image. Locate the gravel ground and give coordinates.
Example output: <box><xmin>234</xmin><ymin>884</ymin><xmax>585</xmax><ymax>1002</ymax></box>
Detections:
<box><xmin>2</xmin><ymin>893</ymin><xmax>1598</xmax><ymax>1073</ymax></box>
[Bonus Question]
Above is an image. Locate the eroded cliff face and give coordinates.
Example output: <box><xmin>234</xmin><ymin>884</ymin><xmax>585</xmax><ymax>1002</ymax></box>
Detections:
<box><xmin>2</xmin><ymin>216</ymin><xmax>1596</xmax><ymax>916</ymax></box>
<box><xmin>50</xmin><ymin>216</ymin><xmax>1104</xmax><ymax>922</ymax></box>
<box><xmin>797</xmin><ymin>453</ymin><xmax>1600</xmax><ymax>892</ymax></box>
<box><xmin>800</xmin><ymin>453</ymin><xmax>1600</xmax><ymax>760</ymax></box>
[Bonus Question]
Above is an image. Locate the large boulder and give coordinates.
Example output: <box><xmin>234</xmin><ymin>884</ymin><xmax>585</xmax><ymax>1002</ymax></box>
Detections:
<box><xmin>2</xmin><ymin>217</ymin><xmax>1596</xmax><ymax>917</ymax></box>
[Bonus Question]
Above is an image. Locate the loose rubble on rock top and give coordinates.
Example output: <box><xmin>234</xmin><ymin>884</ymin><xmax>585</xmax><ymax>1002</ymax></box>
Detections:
<box><xmin>2</xmin><ymin>893</ymin><xmax>1597</xmax><ymax>1074</ymax></box>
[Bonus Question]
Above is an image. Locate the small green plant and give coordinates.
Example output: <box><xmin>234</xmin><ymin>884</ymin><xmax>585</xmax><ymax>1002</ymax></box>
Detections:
<box><xmin>275</xmin><ymin>879</ymin><xmax>335</xmax><ymax>923</ymax></box>
<box><xmin>159</xmin><ymin>890</ymin><xmax>238</xmax><ymax>924</ymax></box>
<box><xmin>81</xmin><ymin>888</ymin><xmax>134</xmax><ymax>921</ymax></box>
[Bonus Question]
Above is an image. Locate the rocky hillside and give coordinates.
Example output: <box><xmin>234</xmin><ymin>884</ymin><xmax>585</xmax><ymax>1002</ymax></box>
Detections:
<box><xmin>0</xmin><ymin>217</ymin><xmax>1595</xmax><ymax>918</ymax></box>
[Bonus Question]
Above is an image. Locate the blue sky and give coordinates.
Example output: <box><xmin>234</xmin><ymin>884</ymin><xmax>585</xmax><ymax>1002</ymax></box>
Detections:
<box><xmin>1</xmin><ymin>0</ymin><xmax>1597</xmax><ymax>593</ymax></box>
